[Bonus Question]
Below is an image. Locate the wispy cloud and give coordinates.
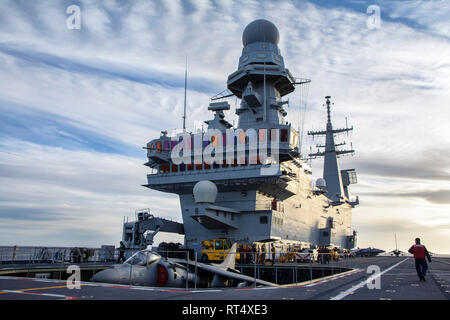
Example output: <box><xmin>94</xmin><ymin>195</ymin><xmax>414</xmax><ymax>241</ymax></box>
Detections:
<box><xmin>0</xmin><ymin>0</ymin><xmax>449</xmax><ymax>252</ymax></box>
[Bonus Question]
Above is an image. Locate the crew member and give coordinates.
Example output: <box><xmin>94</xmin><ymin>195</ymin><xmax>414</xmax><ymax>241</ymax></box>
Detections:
<box><xmin>271</xmin><ymin>243</ymin><xmax>276</xmax><ymax>265</ymax></box>
<box><xmin>117</xmin><ymin>241</ymin><xmax>126</xmax><ymax>263</ymax></box>
<box><xmin>241</xmin><ymin>244</ymin><xmax>246</xmax><ymax>265</ymax></box>
<box><xmin>252</xmin><ymin>244</ymin><xmax>257</xmax><ymax>264</ymax></box>
<box><xmin>408</xmin><ymin>238</ymin><xmax>432</xmax><ymax>281</ymax></box>
<box><xmin>245</xmin><ymin>245</ymin><xmax>251</xmax><ymax>264</ymax></box>
<box><xmin>256</xmin><ymin>244</ymin><xmax>261</xmax><ymax>264</ymax></box>
<box><xmin>261</xmin><ymin>244</ymin><xmax>266</xmax><ymax>263</ymax></box>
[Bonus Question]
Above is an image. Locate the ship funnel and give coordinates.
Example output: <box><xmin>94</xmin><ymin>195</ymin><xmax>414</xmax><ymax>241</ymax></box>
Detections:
<box><xmin>193</xmin><ymin>180</ymin><xmax>218</xmax><ymax>204</ymax></box>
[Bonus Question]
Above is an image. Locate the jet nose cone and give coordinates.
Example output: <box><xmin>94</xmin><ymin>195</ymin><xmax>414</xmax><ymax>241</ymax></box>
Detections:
<box><xmin>91</xmin><ymin>268</ymin><xmax>121</xmax><ymax>284</ymax></box>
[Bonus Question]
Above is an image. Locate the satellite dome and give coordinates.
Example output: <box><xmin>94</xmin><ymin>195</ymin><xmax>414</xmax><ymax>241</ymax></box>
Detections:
<box><xmin>242</xmin><ymin>19</ymin><xmax>280</xmax><ymax>46</ymax></box>
<box><xmin>193</xmin><ymin>180</ymin><xmax>218</xmax><ymax>204</ymax></box>
<box><xmin>316</xmin><ymin>178</ymin><xmax>327</xmax><ymax>190</ymax></box>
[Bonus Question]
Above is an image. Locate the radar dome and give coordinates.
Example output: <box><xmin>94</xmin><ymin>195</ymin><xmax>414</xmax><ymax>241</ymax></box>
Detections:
<box><xmin>316</xmin><ymin>178</ymin><xmax>327</xmax><ymax>190</ymax></box>
<box><xmin>193</xmin><ymin>180</ymin><xmax>218</xmax><ymax>204</ymax></box>
<box><xmin>242</xmin><ymin>19</ymin><xmax>280</xmax><ymax>46</ymax></box>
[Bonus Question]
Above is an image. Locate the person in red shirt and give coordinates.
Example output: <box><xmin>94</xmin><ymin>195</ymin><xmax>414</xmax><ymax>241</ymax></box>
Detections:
<box><xmin>408</xmin><ymin>238</ymin><xmax>432</xmax><ymax>281</ymax></box>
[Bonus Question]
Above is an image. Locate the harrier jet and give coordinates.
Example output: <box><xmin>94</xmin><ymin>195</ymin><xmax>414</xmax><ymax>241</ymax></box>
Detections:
<box><xmin>91</xmin><ymin>244</ymin><xmax>277</xmax><ymax>288</ymax></box>
<box><xmin>351</xmin><ymin>247</ymin><xmax>385</xmax><ymax>257</ymax></box>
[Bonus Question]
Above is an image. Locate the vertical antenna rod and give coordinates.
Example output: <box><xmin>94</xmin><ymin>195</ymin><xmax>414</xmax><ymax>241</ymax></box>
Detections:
<box><xmin>183</xmin><ymin>56</ymin><xmax>187</xmax><ymax>131</ymax></box>
<box><xmin>263</xmin><ymin>31</ymin><xmax>267</xmax><ymax>122</ymax></box>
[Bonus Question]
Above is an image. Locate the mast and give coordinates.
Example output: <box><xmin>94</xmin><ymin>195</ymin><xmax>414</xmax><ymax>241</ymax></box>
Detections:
<box><xmin>183</xmin><ymin>57</ymin><xmax>187</xmax><ymax>131</ymax></box>
<box><xmin>307</xmin><ymin>96</ymin><xmax>355</xmax><ymax>203</ymax></box>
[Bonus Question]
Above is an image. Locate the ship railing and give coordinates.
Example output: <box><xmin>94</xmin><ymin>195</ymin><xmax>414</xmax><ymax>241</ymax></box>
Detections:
<box><xmin>166</xmin><ymin>125</ymin><xmax>206</xmax><ymax>137</ymax></box>
<box><xmin>0</xmin><ymin>245</ymin><xmax>126</xmax><ymax>265</ymax></box>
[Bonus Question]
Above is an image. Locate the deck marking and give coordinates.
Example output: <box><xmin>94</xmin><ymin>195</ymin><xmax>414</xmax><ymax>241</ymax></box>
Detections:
<box><xmin>0</xmin><ymin>284</ymin><xmax>76</xmax><ymax>294</ymax></box>
<box><xmin>1</xmin><ymin>289</ymin><xmax>76</xmax><ymax>300</ymax></box>
<box><xmin>19</xmin><ymin>285</ymin><xmax>76</xmax><ymax>292</ymax></box>
<box><xmin>330</xmin><ymin>258</ymin><xmax>408</xmax><ymax>300</ymax></box>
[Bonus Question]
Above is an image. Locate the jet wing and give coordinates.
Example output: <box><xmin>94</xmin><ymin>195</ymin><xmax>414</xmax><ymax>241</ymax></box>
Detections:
<box><xmin>168</xmin><ymin>258</ymin><xmax>278</xmax><ymax>287</ymax></box>
<box><xmin>195</xmin><ymin>262</ymin><xmax>279</xmax><ymax>287</ymax></box>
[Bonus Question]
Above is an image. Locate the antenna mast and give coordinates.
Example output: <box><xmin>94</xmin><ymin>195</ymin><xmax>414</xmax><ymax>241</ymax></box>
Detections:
<box><xmin>183</xmin><ymin>57</ymin><xmax>187</xmax><ymax>131</ymax></box>
<box><xmin>307</xmin><ymin>96</ymin><xmax>356</xmax><ymax>203</ymax></box>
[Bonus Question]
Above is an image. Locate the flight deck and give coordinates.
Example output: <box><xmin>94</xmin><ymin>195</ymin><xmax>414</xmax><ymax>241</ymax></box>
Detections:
<box><xmin>1</xmin><ymin>257</ymin><xmax>449</xmax><ymax>300</ymax></box>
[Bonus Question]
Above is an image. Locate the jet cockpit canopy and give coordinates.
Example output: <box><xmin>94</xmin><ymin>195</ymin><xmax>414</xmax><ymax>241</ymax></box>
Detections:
<box><xmin>125</xmin><ymin>250</ymin><xmax>161</xmax><ymax>266</ymax></box>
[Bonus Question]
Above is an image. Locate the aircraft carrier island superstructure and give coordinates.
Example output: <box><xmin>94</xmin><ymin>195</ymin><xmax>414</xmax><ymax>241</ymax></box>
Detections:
<box><xmin>123</xmin><ymin>19</ymin><xmax>359</xmax><ymax>256</ymax></box>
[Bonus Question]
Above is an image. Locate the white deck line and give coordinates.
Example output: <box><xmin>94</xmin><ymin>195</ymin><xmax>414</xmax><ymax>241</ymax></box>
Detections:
<box><xmin>329</xmin><ymin>258</ymin><xmax>408</xmax><ymax>300</ymax></box>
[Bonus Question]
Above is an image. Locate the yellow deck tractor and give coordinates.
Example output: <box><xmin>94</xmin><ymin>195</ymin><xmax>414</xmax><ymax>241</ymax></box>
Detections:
<box><xmin>200</xmin><ymin>238</ymin><xmax>241</xmax><ymax>263</ymax></box>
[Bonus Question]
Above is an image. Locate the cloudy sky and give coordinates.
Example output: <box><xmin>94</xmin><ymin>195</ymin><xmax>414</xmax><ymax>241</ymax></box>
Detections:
<box><xmin>0</xmin><ymin>0</ymin><xmax>449</xmax><ymax>253</ymax></box>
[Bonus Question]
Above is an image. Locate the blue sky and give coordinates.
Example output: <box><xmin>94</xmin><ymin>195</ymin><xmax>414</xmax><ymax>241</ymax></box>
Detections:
<box><xmin>0</xmin><ymin>0</ymin><xmax>449</xmax><ymax>253</ymax></box>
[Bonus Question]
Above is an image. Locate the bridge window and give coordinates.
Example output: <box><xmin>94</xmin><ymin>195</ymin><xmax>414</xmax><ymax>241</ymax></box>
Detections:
<box><xmin>269</xmin><ymin>129</ymin><xmax>278</xmax><ymax>141</ymax></box>
<box><xmin>248</xmin><ymin>130</ymin><xmax>257</xmax><ymax>143</ymax></box>
<box><xmin>259</xmin><ymin>129</ymin><xmax>266</xmax><ymax>142</ymax></box>
<box><xmin>281</xmin><ymin>129</ymin><xmax>288</xmax><ymax>142</ymax></box>
<box><xmin>239</xmin><ymin>131</ymin><xmax>246</xmax><ymax>144</ymax></box>
<box><xmin>159</xmin><ymin>165</ymin><xmax>169</xmax><ymax>173</ymax></box>
<box><xmin>222</xmin><ymin>160</ymin><xmax>228</xmax><ymax>168</ymax></box>
<box><xmin>249</xmin><ymin>156</ymin><xmax>258</xmax><ymax>165</ymax></box>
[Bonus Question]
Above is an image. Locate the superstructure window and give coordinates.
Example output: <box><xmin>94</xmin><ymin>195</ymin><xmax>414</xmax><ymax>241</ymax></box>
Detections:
<box><xmin>329</xmin><ymin>219</ymin><xmax>334</xmax><ymax>229</ymax></box>
<box><xmin>260</xmin><ymin>216</ymin><xmax>268</xmax><ymax>224</ymax></box>
<box><xmin>281</xmin><ymin>129</ymin><xmax>288</xmax><ymax>142</ymax></box>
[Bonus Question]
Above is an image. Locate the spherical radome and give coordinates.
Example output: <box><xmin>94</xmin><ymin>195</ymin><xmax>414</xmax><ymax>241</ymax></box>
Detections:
<box><xmin>193</xmin><ymin>180</ymin><xmax>218</xmax><ymax>204</ymax></box>
<box><xmin>316</xmin><ymin>178</ymin><xmax>327</xmax><ymax>189</ymax></box>
<box><xmin>242</xmin><ymin>19</ymin><xmax>280</xmax><ymax>46</ymax></box>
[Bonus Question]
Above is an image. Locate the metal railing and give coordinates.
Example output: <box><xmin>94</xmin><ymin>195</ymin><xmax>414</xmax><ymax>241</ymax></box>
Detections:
<box><xmin>0</xmin><ymin>246</ymin><xmax>128</xmax><ymax>265</ymax></box>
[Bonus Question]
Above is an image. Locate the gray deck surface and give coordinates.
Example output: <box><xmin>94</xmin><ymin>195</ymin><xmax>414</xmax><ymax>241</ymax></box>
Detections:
<box><xmin>0</xmin><ymin>257</ymin><xmax>449</xmax><ymax>300</ymax></box>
